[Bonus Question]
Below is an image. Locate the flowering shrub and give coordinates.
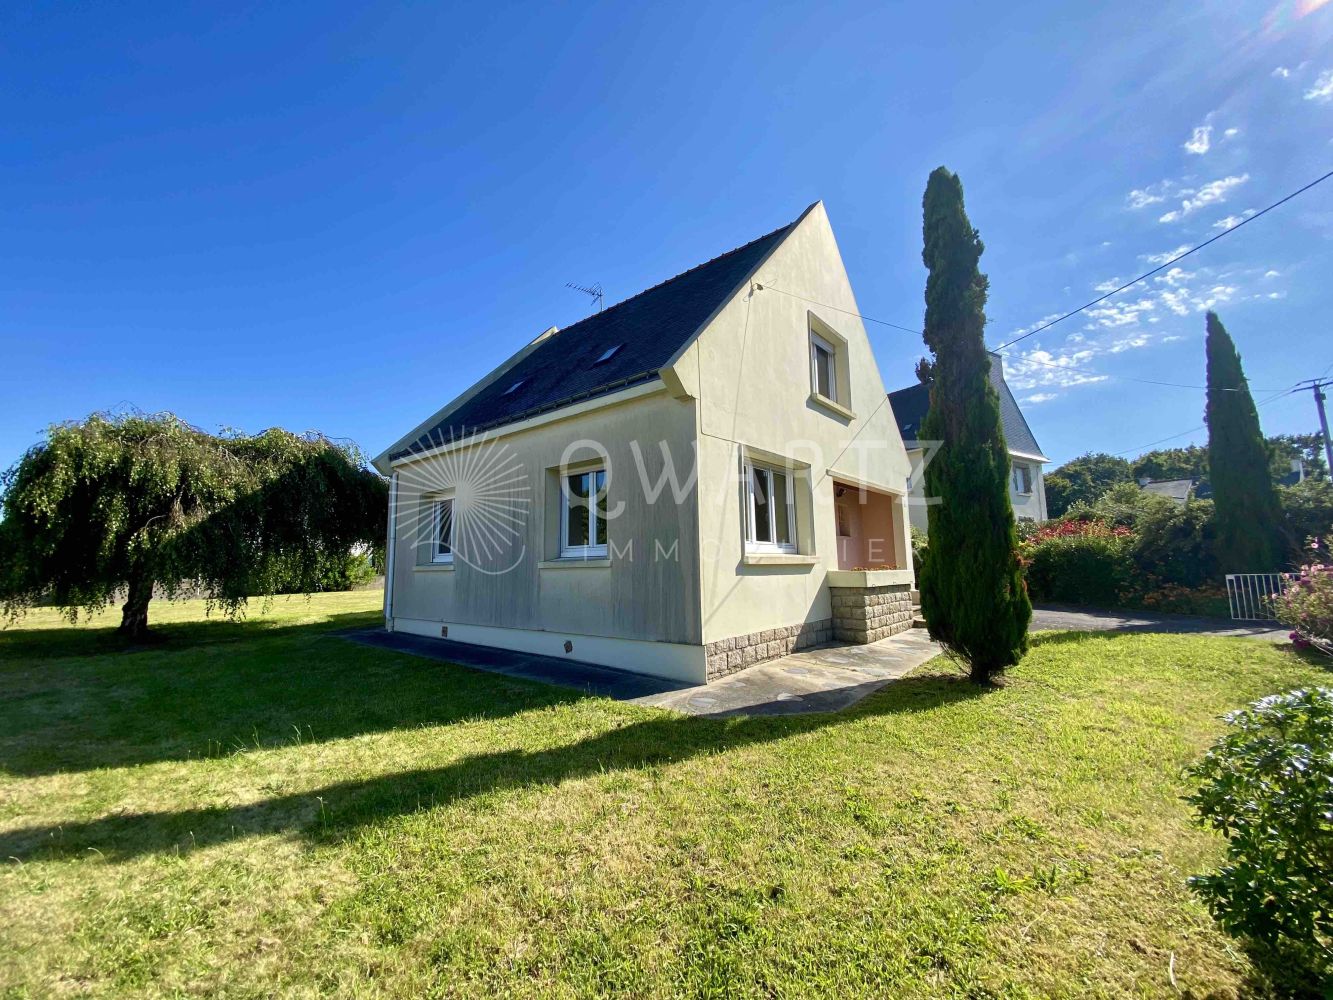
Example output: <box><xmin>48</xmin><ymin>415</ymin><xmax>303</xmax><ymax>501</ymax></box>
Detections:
<box><xmin>1273</xmin><ymin>558</ymin><xmax>1333</xmax><ymax>654</ymax></box>
<box><xmin>1132</xmin><ymin>580</ymin><xmax>1230</xmax><ymax>618</ymax></box>
<box><xmin>1186</xmin><ymin>688</ymin><xmax>1333</xmax><ymax>985</ymax></box>
<box><xmin>1025</xmin><ymin>519</ymin><xmax>1131</xmax><ymax>544</ymax></box>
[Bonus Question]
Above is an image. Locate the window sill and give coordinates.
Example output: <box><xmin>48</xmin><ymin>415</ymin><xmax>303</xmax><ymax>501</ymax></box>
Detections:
<box><xmin>809</xmin><ymin>392</ymin><xmax>855</xmax><ymax>421</ymax></box>
<box><xmin>539</xmin><ymin>558</ymin><xmax>612</xmax><ymax>570</ymax></box>
<box><xmin>414</xmin><ymin>562</ymin><xmax>456</xmax><ymax>572</ymax></box>
<box><xmin>742</xmin><ymin>552</ymin><xmax>818</xmax><ymax>567</ymax></box>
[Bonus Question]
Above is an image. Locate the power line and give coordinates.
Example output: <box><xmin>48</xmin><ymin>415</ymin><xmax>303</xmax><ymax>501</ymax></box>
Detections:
<box><xmin>755</xmin><ymin>283</ymin><xmax>1289</xmax><ymax>393</ymax></box>
<box><xmin>992</xmin><ymin>166</ymin><xmax>1333</xmax><ymax>352</ymax></box>
<box><xmin>1108</xmin><ymin>385</ymin><xmax>1301</xmax><ymax>457</ymax></box>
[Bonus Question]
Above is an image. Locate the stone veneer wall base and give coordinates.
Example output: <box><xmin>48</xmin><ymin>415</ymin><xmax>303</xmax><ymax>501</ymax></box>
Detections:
<box><xmin>705</xmin><ymin>619</ymin><xmax>833</xmax><ymax>681</ymax></box>
<box><xmin>831</xmin><ymin>583</ymin><xmax>914</xmax><ymax>644</ymax></box>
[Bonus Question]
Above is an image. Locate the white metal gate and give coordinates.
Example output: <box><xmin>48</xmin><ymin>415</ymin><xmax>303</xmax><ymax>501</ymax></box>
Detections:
<box><xmin>1225</xmin><ymin>573</ymin><xmax>1288</xmax><ymax>622</ymax></box>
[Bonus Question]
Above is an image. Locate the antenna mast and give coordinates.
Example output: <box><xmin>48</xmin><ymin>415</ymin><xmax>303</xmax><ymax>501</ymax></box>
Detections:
<box><xmin>566</xmin><ymin>281</ymin><xmax>604</xmax><ymax>313</ymax></box>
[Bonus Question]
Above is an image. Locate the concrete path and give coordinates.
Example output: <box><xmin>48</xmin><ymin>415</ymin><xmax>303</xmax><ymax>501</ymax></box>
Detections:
<box><xmin>634</xmin><ymin>629</ymin><xmax>943</xmax><ymax>716</ymax></box>
<box><xmin>338</xmin><ymin>626</ymin><xmax>943</xmax><ymax>717</ymax></box>
<box><xmin>1030</xmin><ymin>604</ymin><xmax>1288</xmax><ymax>642</ymax></box>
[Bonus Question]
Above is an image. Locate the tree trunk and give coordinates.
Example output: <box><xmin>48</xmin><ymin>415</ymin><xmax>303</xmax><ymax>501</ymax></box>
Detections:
<box><xmin>118</xmin><ymin>571</ymin><xmax>153</xmax><ymax>640</ymax></box>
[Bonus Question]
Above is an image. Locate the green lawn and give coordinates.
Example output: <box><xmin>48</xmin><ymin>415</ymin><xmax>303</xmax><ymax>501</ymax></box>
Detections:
<box><xmin>0</xmin><ymin>592</ymin><xmax>1326</xmax><ymax>998</ymax></box>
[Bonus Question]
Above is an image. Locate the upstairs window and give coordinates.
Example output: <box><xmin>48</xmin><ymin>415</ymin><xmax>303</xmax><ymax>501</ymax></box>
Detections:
<box><xmin>594</xmin><ymin>344</ymin><xmax>623</xmax><ymax>364</ymax></box>
<box><xmin>810</xmin><ymin>333</ymin><xmax>838</xmax><ymax>401</ymax></box>
<box><xmin>1012</xmin><ymin>464</ymin><xmax>1033</xmax><ymax>495</ymax></box>
<box><xmin>744</xmin><ymin>462</ymin><xmax>796</xmax><ymax>553</ymax></box>
<box><xmin>503</xmin><ymin>379</ymin><xmax>525</xmax><ymax>395</ymax></box>
<box><xmin>560</xmin><ymin>468</ymin><xmax>608</xmax><ymax>558</ymax></box>
<box><xmin>433</xmin><ymin>498</ymin><xmax>454</xmax><ymax>563</ymax></box>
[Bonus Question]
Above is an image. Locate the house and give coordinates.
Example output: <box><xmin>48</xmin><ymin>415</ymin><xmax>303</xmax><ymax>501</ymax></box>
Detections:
<box><xmin>372</xmin><ymin>202</ymin><xmax>916</xmax><ymax>685</ymax></box>
<box><xmin>887</xmin><ymin>353</ymin><xmax>1050</xmax><ymax>530</ymax></box>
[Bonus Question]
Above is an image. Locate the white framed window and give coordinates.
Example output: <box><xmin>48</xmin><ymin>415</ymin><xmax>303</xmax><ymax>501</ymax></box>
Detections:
<box><xmin>432</xmin><ymin>497</ymin><xmax>454</xmax><ymax>563</ymax></box>
<box><xmin>560</xmin><ymin>468</ymin><xmax>608</xmax><ymax>558</ymax></box>
<box><xmin>810</xmin><ymin>333</ymin><xmax>838</xmax><ymax>402</ymax></box>
<box><xmin>744</xmin><ymin>462</ymin><xmax>797</xmax><ymax>553</ymax></box>
<box><xmin>1012</xmin><ymin>464</ymin><xmax>1033</xmax><ymax>495</ymax></box>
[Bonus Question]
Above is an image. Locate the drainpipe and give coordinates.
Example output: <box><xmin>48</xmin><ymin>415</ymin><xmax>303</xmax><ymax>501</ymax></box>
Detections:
<box><xmin>384</xmin><ymin>471</ymin><xmax>399</xmax><ymax>631</ymax></box>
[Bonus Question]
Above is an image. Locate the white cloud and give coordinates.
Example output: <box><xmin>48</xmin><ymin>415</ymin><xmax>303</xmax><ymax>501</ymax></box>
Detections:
<box><xmin>1273</xmin><ymin>66</ymin><xmax>1291</xmax><ymax>79</ymax></box>
<box><xmin>1264</xmin><ymin>269</ymin><xmax>1280</xmax><ymax>278</ymax></box>
<box><xmin>1023</xmin><ymin>393</ymin><xmax>1058</xmax><ymax>404</ymax></box>
<box><xmin>1154</xmin><ymin>266</ymin><xmax>1193</xmax><ymax>287</ymax></box>
<box><xmin>1093</xmin><ymin>277</ymin><xmax>1121</xmax><ymax>293</ymax></box>
<box><xmin>1213</xmin><ymin>214</ymin><xmax>1244</xmax><ymax>230</ymax></box>
<box><xmin>1128</xmin><ymin>189</ymin><xmax>1165</xmax><ymax>209</ymax></box>
<box><xmin>1184</xmin><ymin>125</ymin><xmax>1213</xmax><ymax>154</ymax></box>
<box><xmin>1224</xmin><ymin>127</ymin><xmax>1240</xmax><ymax>138</ymax></box>
<box><xmin>1305</xmin><ymin>69</ymin><xmax>1333</xmax><ymax>101</ymax></box>
<box><xmin>1143</xmin><ymin>245</ymin><xmax>1191</xmax><ymax>265</ymax></box>
<box><xmin>1158</xmin><ymin>174</ymin><xmax>1249</xmax><ymax>223</ymax></box>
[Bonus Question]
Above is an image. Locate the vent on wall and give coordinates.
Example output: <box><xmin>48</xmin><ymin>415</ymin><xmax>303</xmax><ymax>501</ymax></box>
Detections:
<box><xmin>440</xmin><ymin>625</ymin><xmax>449</xmax><ymax>638</ymax></box>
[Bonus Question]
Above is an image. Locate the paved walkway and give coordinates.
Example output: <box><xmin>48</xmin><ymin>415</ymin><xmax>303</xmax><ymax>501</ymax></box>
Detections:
<box><xmin>338</xmin><ymin>626</ymin><xmax>943</xmax><ymax>717</ymax></box>
<box><xmin>1030</xmin><ymin>605</ymin><xmax>1288</xmax><ymax>642</ymax></box>
<box><xmin>634</xmin><ymin>630</ymin><xmax>943</xmax><ymax>716</ymax></box>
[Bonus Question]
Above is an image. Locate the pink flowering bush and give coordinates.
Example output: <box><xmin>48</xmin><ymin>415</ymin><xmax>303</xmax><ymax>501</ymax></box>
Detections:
<box><xmin>1273</xmin><ymin>545</ymin><xmax>1333</xmax><ymax>654</ymax></box>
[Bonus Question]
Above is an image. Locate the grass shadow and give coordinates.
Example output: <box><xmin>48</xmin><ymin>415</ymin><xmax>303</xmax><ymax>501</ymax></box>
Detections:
<box><xmin>0</xmin><ymin>610</ymin><xmax>585</xmax><ymax>777</ymax></box>
<box><xmin>0</xmin><ymin>673</ymin><xmax>988</xmax><ymax>863</ymax></box>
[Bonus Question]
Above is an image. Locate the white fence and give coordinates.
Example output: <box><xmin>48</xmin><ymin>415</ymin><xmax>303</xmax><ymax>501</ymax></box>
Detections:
<box><xmin>1225</xmin><ymin>573</ymin><xmax>1288</xmax><ymax>622</ymax></box>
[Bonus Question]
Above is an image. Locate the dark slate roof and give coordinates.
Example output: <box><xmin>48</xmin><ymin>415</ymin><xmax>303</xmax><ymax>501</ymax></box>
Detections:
<box><xmin>391</xmin><ymin>215</ymin><xmax>800</xmax><ymax>459</ymax></box>
<box><xmin>1139</xmin><ymin>478</ymin><xmax>1196</xmax><ymax>503</ymax></box>
<box><xmin>886</xmin><ymin>353</ymin><xmax>1048</xmax><ymax>461</ymax></box>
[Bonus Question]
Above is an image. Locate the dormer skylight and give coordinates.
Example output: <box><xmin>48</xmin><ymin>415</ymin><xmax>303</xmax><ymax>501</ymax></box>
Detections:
<box><xmin>594</xmin><ymin>344</ymin><xmax>623</xmax><ymax>365</ymax></box>
<box><xmin>503</xmin><ymin>379</ymin><xmax>525</xmax><ymax>395</ymax></box>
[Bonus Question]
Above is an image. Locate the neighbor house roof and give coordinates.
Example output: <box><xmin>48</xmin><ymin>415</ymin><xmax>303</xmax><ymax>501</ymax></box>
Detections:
<box><xmin>387</xmin><ymin>211</ymin><xmax>807</xmax><ymax>462</ymax></box>
<box><xmin>1138</xmin><ymin>478</ymin><xmax>1197</xmax><ymax>503</ymax></box>
<box><xmin>886</xmin><ymin>353</ymin><xmax>1048</xmax><ymax>462</ymax></box>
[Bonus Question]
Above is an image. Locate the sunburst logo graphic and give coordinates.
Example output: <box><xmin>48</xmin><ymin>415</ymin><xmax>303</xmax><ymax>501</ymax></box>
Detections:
<box><xmin>396</xmin><ymin>428</ymin><xmax>532</xmax><ymax>576</ymax></box>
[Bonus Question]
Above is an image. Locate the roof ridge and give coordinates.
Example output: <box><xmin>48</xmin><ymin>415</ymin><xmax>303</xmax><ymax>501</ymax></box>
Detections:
<box><xmin>548</xmin><ymin>215</ymin><xmax>801</xmax><ymax>341</ymax></box>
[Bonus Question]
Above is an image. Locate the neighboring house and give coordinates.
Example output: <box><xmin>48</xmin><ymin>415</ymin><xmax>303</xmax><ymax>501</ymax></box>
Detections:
<box><xmin>373</xmin><ymin>203</ymin><xmax>916</xmax><ymax>685</ymax></box>
<box><xmin>887</xmin><ymin>353</ymin><xmax>1050</xmax><ymax>531</ymax></box>
<box><xmin>1138</xmin><ymin>478</ymin><xmax>1199</xmax><ymax>504</ymax></box>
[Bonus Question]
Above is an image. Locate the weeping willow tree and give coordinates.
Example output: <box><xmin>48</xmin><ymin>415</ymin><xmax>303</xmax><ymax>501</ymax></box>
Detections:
<box><xmin>916</xmin><ymin>167</ymin><xmax>1030</xmax><ymax>683</ymax></box>
<box><xmin>0</xmin><ymin>412</ymin><xmax>387</xmax><ymax>639</ymax></box>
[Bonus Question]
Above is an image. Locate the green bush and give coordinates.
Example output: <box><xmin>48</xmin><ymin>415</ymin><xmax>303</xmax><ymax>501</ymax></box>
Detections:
<box><xmin>1274</xmin><ymin>562</ymin><xmax>1333</xmax><ymax>652</ymax></box>
<box><xmin>1129</xmin><ymin>497</ymin><xmax>1217</xmax><ymax>588</ymax></box>
<box><xmin>1023</xmin><ymin>524</ymin><xmax>1134</xmax><ymax>606</ymax></box>
<box><xmin>1186</xmin><ymin>688</ymin><xmax>1333</xmax><ymax>987</ymax></box>
<box><xmin>1281</xmin><ymin>479</ymin><xmax>1333</xmax><ymax>556</ymax></box>
<box><xmin>910</xmin><ymin>527</ymin><xmax>928</xmax><ymax>581</ymax></box>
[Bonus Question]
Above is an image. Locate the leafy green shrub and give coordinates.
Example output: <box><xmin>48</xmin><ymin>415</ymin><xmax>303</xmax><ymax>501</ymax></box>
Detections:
<box><xmin>1281</xmin><ymin>479</ymin><xmax>1333</xmax><ymax>557</ymax></box>
<box><xmin>910</xmin><ymin>527</ymin><xmax>928</xmax><ymax>582</ymax></box>
<box><xmin>1023</xmin><ymin>523</ymin><xmax>1134</xmax><ymax>605</ymax></box>
<box><xmin>1128</xmin><ymin>497</ymin><xmax>1217</xmax><ymax>588</ymax></box>
<box><xmin>1273</xmin><ymin>561</ymin><xmax>1333</xmax><ymax>653</ymax></box>
<box><xmin>1185</xmin><ymin>688</ymin><xmax>1333</xmax><ymax>986</ymax></box>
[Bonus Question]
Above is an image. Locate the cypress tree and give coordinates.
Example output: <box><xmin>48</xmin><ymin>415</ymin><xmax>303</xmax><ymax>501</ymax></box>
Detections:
<box><xmin>916</xmin><ymin>167</ymin><xmax>1030</xmax><ymax>683</ymax></box>
<box><xmin>1205</xmin><ymin>311</ymin><xmax>1285</xmax><ymax>570</ymax></box>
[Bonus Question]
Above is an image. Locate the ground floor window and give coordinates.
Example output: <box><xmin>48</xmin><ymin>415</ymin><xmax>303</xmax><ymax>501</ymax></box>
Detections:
<box><xmin>744</xmin><ymin>462</ymin><xmax>796</xmax><ymax>552</ymax></box>
<box><xmin>433</xmin><ymin>497</ymin><xmax>454</xmax><ymax>563</ymax></box>
<box><xmin>561</xmin><ymin>468</ymin><xmax>608</xmax><ymax>558</ymax></box>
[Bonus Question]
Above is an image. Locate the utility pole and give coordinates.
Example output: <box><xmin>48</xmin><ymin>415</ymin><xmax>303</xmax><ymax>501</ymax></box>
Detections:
<box><xmin>1315</xmin><ymin>380</ymin><xmax>1333</xmax><ymax>476</ymax></box>
<box><xmin>1298</xmin><ymin>378</ymin><xmax>1333</xmax><ymax>476</ymax></box>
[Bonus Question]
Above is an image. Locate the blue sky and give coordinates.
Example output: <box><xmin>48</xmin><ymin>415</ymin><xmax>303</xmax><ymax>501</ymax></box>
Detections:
<box><xmin>2</xmin><ymin>1</ymin><xmax>1331</xmax><ymax>473</ymax></box>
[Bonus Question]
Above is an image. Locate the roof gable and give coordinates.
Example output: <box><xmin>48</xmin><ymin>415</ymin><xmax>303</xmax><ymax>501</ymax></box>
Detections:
<box><xmin>886</xmin><ymin>354</ymin><xmax>1048</xmax><ymax>462</ymax></box>
<box><xmin>389</xmin><ymin>215</ymin><xmax>801</xmax><ymax>461</ymax></box>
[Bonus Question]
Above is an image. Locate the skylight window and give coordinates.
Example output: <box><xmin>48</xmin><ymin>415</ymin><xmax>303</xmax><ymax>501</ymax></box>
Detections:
<box><xmin>594</xmin><ymin>344</ymin><xmax>623</xmax><ymax>365</ymax></box>
<box><xmin>503</xmin><ymin>379</ymin><xmax>525</xmax><ymax>395</ymax></box>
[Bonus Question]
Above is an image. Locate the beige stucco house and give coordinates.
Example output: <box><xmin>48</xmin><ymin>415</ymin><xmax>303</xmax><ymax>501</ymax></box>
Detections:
<box><xmin>888</xmin><ymin>354</ymin><xmax>1050</xmax><ymax>532</ymax></box>
<box><xmin>373</xmin><ymin>203</ymin><xmax>916</xmax><ymax>684</ymax></box>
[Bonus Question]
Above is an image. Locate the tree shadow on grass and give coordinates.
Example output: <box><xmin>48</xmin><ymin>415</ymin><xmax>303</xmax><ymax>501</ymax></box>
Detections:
<box><xmin>0</xmin><ymin>613</ymin><xmax>583</xmax><ymax>777</ymax></box>
<box><xmin>0</xmin><ymin>672</ymin><xmax>989</xmax><ymax>863</ymax></box>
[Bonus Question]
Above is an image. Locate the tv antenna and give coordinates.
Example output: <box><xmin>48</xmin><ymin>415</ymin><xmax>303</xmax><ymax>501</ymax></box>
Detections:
<box><xmin>566</xmin><ymin>281</ymin><xmax>604</xmax><ymax>313</ymax></box>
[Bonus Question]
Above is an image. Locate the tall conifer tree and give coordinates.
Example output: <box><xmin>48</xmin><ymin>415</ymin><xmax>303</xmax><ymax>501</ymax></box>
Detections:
<box><xmin>1205</xmin><ymin>311</ymin><xmax>1285</xmax><ymax>569</ymax></box>
<box><xmin>916</xmin><ymin>168</ymin><xmax>1030</xmax><ymax>683</ymax></box>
